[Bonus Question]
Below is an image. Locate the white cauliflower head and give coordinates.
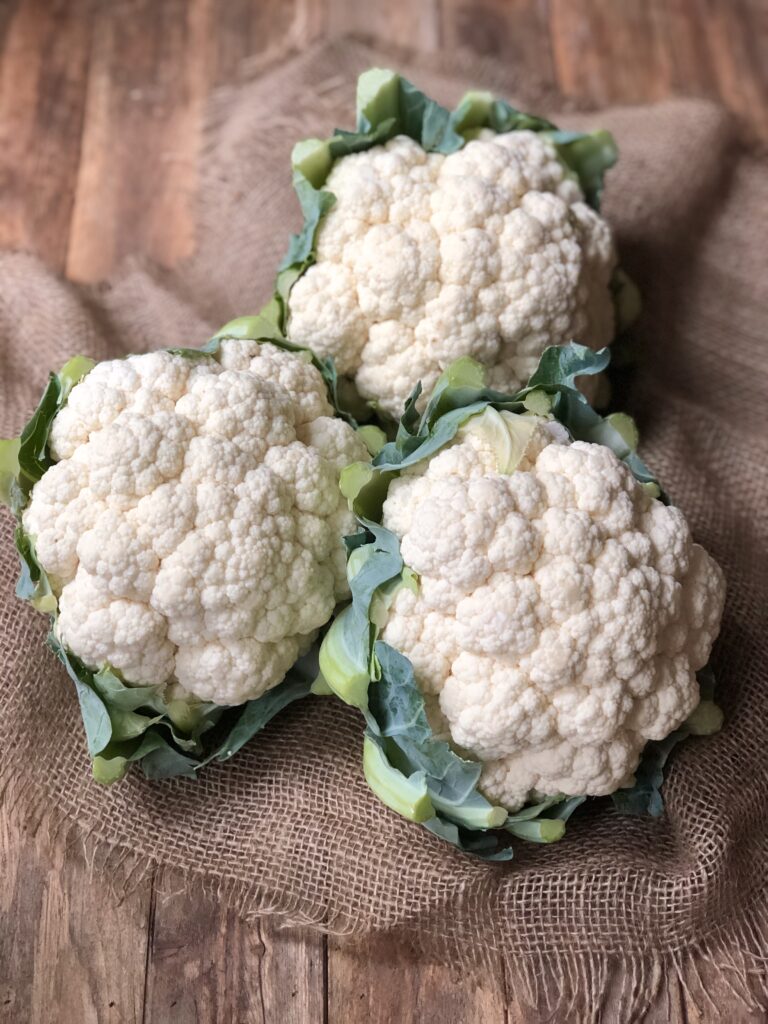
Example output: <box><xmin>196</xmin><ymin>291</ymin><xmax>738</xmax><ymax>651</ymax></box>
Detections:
<box><xmin>287</xmin><ymin>131</ymin><xmax>616</xmax><ymax>418</ymax></box>
<box><xmin>378</xmin><ymin>412</ymin><xmax>725</xmax><ymax>810</ymax></box>
<box><xmin>22</xmin><ymin>341</ymin><xmax>369</xmax><ymax>705</ymax></box>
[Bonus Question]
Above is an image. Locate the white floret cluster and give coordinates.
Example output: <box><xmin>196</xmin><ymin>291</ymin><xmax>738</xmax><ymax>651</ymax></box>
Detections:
<box><xmin>287</xmin><ymin>131</ymin><xmax>616</xmax><ymax>417</ymax></box>
<box><xmin>22</xmin><ymin>342</ymin><xmax>368</xmax><ymax>705</ymax></box>
<box><xmin>379</xmin><ymin>413</ymin><xmax>725</xmax><ymax>809</ymax></box>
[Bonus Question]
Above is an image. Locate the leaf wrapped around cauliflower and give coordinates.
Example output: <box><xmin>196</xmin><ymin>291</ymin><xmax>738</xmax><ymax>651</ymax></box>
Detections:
<box><xmin>319</xmin><ymin>344</ymin><xmax>725</xmax><ymax>859</ymax></box>
<box><xmin>265</xmin><ymin>67</ymin><xmax>638</xmax><ymax>420</ymax></box>
<box><xmin>0</xmin><ymin>326</ymin><xmax>370</xmax><ymax>783</ymax></box>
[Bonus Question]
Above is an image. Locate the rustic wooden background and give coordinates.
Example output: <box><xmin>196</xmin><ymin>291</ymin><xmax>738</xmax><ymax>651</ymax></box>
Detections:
<box><xmin>1</xmin><ymin>1</ymin><xmax>766</xmax><ymax>1022</ymax></box>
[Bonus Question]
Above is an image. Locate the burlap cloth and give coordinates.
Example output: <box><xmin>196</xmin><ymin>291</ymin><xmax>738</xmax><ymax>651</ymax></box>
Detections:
<box><xmin>1</xmin><ymin>39</ymin><xmax>767</xmax><ymax>1019</ymax></box>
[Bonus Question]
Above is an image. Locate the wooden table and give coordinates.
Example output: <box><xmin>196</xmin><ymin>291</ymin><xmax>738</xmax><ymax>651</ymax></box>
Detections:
<box><xmin>1</xmin><ymin>2</ymin><xmax>766</xmax><ymax>1022</ymax></box>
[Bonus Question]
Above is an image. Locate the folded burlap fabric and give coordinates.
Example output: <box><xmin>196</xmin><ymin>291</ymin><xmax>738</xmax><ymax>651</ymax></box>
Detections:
<box><xmin>1</xmin><ymin>39</ymin><xmax>766</xmax><ymax>1020</ymax></box>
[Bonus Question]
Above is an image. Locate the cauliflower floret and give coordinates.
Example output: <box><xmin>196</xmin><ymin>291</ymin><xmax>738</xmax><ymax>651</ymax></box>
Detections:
<box><xmin>58</xmin><ymin>572</ymin><xmax>175</xmax><ymax>686</ymax></box>
<box><xmin>296</xmin><ymin>415</ymin><xmax>370</xmax><ymax>472</ymax></box>
<box><xmin>174</xmin><ymin>636</ymin><xmax>303</xmax><ymax>705</ymax></box>
<box><xmin>379</xmin><ymin>414</ymin><xmax>726</xmax><ymax>810</ymax></box>
<box><xmin>217</xmin><ymin>340</ymin><xmax>334</xmax><ymax>424</ymax></box>
<box><xmin>175</xmin><ymin>369</ymin><xmax>295</xmax><ymax>460</ymax></box>
<box><xmin>76</xmin><ymin>509</ymin><xmax>158</xmax><ymax>601</ymax></box>
<box><xmin>48</xmin><ymin>359</ymin><xmax>143</xmax><ymax>460</ymax></box>
<box><xmin>78</xmin><ymin>411</ymin><xmax>195</xmax><ymax>510</ymax></box>
<box><xmin>287</xmin><ymin>131</ymin><xmax>617</xmax><ymax>417</ymax></box>
<box><xmin>23</xmin><ymin>342</ymin><xmax>367</xmax><ymax>705</ymax></box>
<box><xmin>22</xmin><ymin>459</ymin><xmax>106</xmax><ymax>588</ymax></box>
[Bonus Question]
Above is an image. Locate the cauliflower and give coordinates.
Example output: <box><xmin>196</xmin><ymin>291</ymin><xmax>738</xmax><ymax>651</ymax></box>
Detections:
<box><xmin>288</xmin><ymin>133</ymin><xmax>615</xmax><ymax>418</ymax></box>
<box><xmin>379</xmin><ymin>412</ymin><xmax>724</xmax><ymax>810</ymax></box>
<box><xmin>18</xmin><ymin>340</ymin><xmax>368</xmax><ymax>707</ymax></box>
<box><xmin>277</xmin><ymin>69</ymin><xmax>622</xmax><ymax>419</ymax></box>
<box><xmin>320</xmin><ymin>348</ymin><xmax>726</xmax><ymax>855</ymax></box>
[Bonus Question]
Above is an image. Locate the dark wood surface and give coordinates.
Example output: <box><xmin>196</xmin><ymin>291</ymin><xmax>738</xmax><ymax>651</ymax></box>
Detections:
<box><xmin>1</xmin><ymin>2</ymin><xmax>766</xmax><ymax>1021</ymax></box>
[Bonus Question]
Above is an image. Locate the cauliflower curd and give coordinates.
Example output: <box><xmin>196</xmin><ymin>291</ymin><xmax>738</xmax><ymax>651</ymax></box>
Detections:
<box><xmin>287</xmin><ymin>131</ymin><xmax>616</xmax><ymax>418</ymax></box>
<box><xmin>378</xmin><ymin>413</ymin><xmax>725</xmax><ymax>810</ymax></box>
<box><xmin>22</xmin><ymin>342</ymin><xmax>368</xmax><ymax>705</ymax></box>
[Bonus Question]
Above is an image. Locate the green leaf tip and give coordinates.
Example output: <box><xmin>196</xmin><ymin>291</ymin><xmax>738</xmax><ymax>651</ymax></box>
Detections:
<box><xmin>356</xmin><ymin>68</ymin><xmax>401</xmax><ymax>132</ymax></box>
<box><xmin>58</xmin><ymin>355</ymin><xmax>96</xmax><ymax>399</ymax></box>
<box><xmin>0</xmin><ymin>437</ymin><xmax>21</xmax><ymax>508</ymax></box>
<box><xmin>92</xmin><ymin>755</ymin><xmax>129</xmax><ymax>786</ymax></box>
<box><xmin>340</xmin><ymin>460</ymin><xmax>375</xmax><ymax>502</ymax></box>
<box><xmin>522</xmin><ymin>389</ymin><xmax>553</xmax><ymax>416</ymax></box>
<box><xmin>357</xmin><ymin>424</ymin><xmax>387</xmax><ymax>457</ymax></box>
<box><xmin>487</xmin><ymin>805</ymin><xmax>510</xmax><ymax>829</ymax></box>
<box><xmin>318</xmin><ymin>608</ymin><xmax>372</xmax><ymax>709</ymax></box>
<box><xmin>686</xmin><ymin>699</ymin><xmax>724</xmax><ymax>736</ymax></box>
<box><xmin>363</xmin><ymin>733</ymin><xmax>435</xmax><ymax>823</ymax></box>
<box><xmin>310</xmin><ymin>674</ymin><xmax>333</xmax><ymax>697</ymax></box>
<box><xmin>339</xmin><ymin>460</ymin><xmax>395</xmax><ymax>520</ymax></box>
<box><xmin>451</xmin><ymin>89</ymin><xmax>494</xmax><ymax>134</ymax></box>
<box><xmin>506</xmin><ymin>817</ymin><xmax>566</xmax><ymax>843</ymax></box>
<box><xmin>551</xmin><ymin>128</ymin><xmax>618</xmax><ymax>209</ymax></box>
<box><xmin>611</xmin><ymin>267</ymin><xmax>642</xmax><ymax>333</ymax></box>
<box><xmin>435</xmin><ymin>355</ymin><xmax>486</xmax><ymax>391</ymax></box>
<box><xmin>208</xmin><ymin>310</ymin><xmax>285</xmax><ymax>346</ymax></box>
<box><xmin>605</xmin><ymin>412</ymin><xmax>639</xmax><ymax>452</ymax></box>
<box><xmin>291</xmin><ymin>138</ymin><xmax>333</xmax><ymax>189</ymax></box>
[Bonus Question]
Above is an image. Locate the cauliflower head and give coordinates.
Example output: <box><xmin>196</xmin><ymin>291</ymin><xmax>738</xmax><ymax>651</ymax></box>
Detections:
<box><xmin>22</xmin><ymin>341</ymin><xmax>368</xmax><ymax>706</ymax></box>
<box><xmin>377</xmin><ymin>411</ymin><xmax>725</xmax><ymax>810</ymax></box>
<box><xmin>287</xmin><ymin>130</ymin><xmax>616</xmax><ymax>418</ymax></box>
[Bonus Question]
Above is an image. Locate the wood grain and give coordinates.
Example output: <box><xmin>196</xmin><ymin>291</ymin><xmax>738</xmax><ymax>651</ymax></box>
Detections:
<box><xmin>0</xmin><ymin>812</ymin><xmax>151</xmax><ymax>1024</ymax></box>
<box><xmin>549</xmin><ymin>0</ymin><xmax>677</xmax><ymax>104</ymax></box>
<box><xmin>66</xmin><ymin>0</ymin><xmax>316</xmax><ymax>282</ymax></box>
<box><xmin>694</xmin><ymin>0</ymin><xmax>768</xmax><ymax>142</ymax></box>
<box><xmin>2</xmin><ymin>1</ymin><xmax>767</xmax><ymax>1022</ymax></box>
<box><xmin>67</xmin><ymin>0</ymin><xmax>215</xmax><ymax>281</ymax></box>
<box><xmin>441</xmin><ymin>0</ymin><xmax>556</xmax><ymax>81</ymax></box>
<box><xmin>327</xmin><ymin>933</ymin><xmax>509</xmax><ymax>1024</ymax></box>
<box><xmin>0</xmin><ymin>0</ymin><xmax>93</xmax><ymax>271</ymax></box>
<box><xmin>142</xmin><ymin>892</ymin><xmax>325</xmax><ymax>1024</ymax></box>
<box><xmin>325</xmin><ymin>0</ymin><xmax>441</xmax><ymax>51</ymax></box>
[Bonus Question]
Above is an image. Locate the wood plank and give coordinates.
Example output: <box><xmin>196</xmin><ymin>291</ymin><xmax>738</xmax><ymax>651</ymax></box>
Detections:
<box><xmin>694</xmin><ymin>0</ymin><xmax>768</xmax><ymax>141</ymax></box>
<box><xmin>327</xmin><ymin>933</ymin><xmax>507</xmax><ymax>1024</ymax></box>
<box><xmin>0</xmin><ymin>810</ymin><xmax>152</xmax><ymax>1024</ymax></box>
<box><xmin>0</xmin><ymin>3</ymin><xmax>153</xmax><ymax>1022</ymax></box>
<box><xmin>65</xmin><ymin>0</ymin><xmax>320</xmax><ymax>284</ymax></box>
<box><xmin>65</xmin><ymin>0</ymin><xmax>211</xmax><ymax>281</ymax></box>
<box><xmin>549</xmin><ymin>0</ymin><xmax>676</xmax><ymax>106</ymax></box>
<box><xmin>646</xmin><ymin>0</ymin><xmax>718</xmax><ymax>99</ymax></box>
<box><xmin>0</xmin><ymin>0</ymin><xmax>93</xmax><ymax>271</ymax></box>
<box><xmin>324</xmin><ymin>0</ymin><xmax>441</xmax><ymax>51</ymax></box>
<box><xmin>549</xmin><ymin>0</ymin><xmax>768</xmax><ymax>141</ymax></box>
<box><xmin>440</xmin><ymin>0</ymin><xmax>556</xmax><ymax>82</ymax></box>
<box><xmin>141</xmin><ymin>891</ymin><xmax>325</xmax><ymax>1024</ymax></box>
<box><xmin>207</xmin><ymin>0</ymin><xmax>313</xmax><ymax>86</ymax></box>
<box><xmin>676</xmin><ymin>957</ymin><xmax>767</xmax><ymax>1024</ymax></box>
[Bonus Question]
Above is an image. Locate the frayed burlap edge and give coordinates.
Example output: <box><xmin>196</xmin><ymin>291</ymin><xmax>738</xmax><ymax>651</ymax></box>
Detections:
<box><xmin>4</xmin><ymin>759</ymin><xmax>767</xmax><ymax>1021</ymax></box>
